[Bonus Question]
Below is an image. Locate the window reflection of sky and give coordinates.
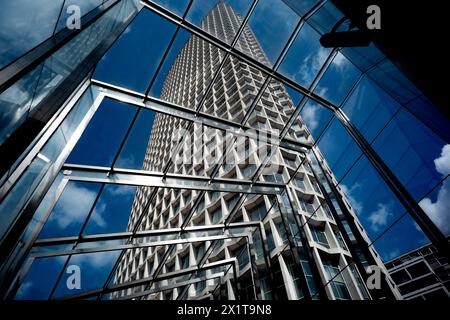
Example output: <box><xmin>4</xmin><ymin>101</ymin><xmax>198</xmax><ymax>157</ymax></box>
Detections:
<box><xmin>11</xmin><ymin>0</ymin><xmax>450</xmax><ymax>299</ymax></box>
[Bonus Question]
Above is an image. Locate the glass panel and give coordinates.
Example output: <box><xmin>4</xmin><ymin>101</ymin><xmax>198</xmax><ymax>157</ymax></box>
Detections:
<box><xmin>342</xmin><ymin>76</ymin><xmax>401</xmax><ymax>142</ymax></box>
<box><xmin>246</xmin><ymin>199</ymin><xmax>269</xmax><ymax>221</ymax></box>
<box><xmin>322</xmin><ymin>258</ymin><xmax>351</xmax><ymax>300</ymax></box>
<box><xmin>340</xmin><ymin>43</ymin><xmax>385</xmax><ymax>73</ymax></box>
<box><xmin>279</xmin><ymin>23</ymin><xmax>331</xmax><ymax>88</ymax></box>
<box><xmin>238</xmin><ymin>0</ymin><xmax>300</xmax><ymax>66</ymax></box>
<box><xmin>281</xmin><ymin>0</ymin><xmax>321</xmax><ymax>18</ymax></box>
<box><xmin>93</xmin><ymin>9</ymin><xmax>177</xmax><ymax>93</ymax></box>
<box><xmin>337</xmin><ymin>155</ymin><xmax>409</xmax><ymax>240</ymax></box>
<box><xmin>290</xmin><ymin>99</ymin><xmax>333</xmax><ymax>143</ymax></box>
<box><xmin>0</xmin><ymin>0</ymin><xmax>140</xmax><ymax>150</ymax></box>
<box><xmin>38</xmin><ymin>181</ymin><xmax>102</xmax><ymax>239</ymax></box>
<box><xmin>14</xmin><ymin>256</ymin><xmax>66</xmax><ymax>300</ymax></box>
<box><xmin>216</xmin><ymin>132</ymin><xmax>274</xmax><ymax>180</ymax></box>
<box><xmin>372</xmin><ymin>108</ymin><xmax>449</xmax><ymax>201</ymax></box>
<box><xmin>131</xmin><ymin>187</ymin><xmax>192</xmax><ymax>231</ymax></box>
<box><xmin>306</xmin><ymin>1</ymin><xmax>344</xmax><ymax>35</ymax></box>
<box><xmin>314</xmin><ymin>52</ymin><xmax>361</xmax><ymax>106</ymax></box>
<box><xmin>208</xmin><ymin>192</ymin><xmax>240</xmax><ymax>223</ymax></box>
<box><xmin>0</xmin><ymin>63</ymin><xmax>44</xmax><ymax>145</ymax></box>
<box><xmin>115</xmin><ymin>109</ymin><xmax>156</xmax><ymax>170</ymax></box>
<box><xmin>83</xmin><ymin>184</ymin><xmax>137</xmax><ymax>235</ymax></box>
<box><xmin>284</xmin><ymin>84</ymin><xmax>304</xmax><ymax>106</ymax></box>
<box><xmin>0</xmin><ymin>0</ymin><xmax>64</xmax><ymax>69</ymax></box>
<box><xmin>310</xmin><ymin>225</ymin><xmax>329</xmax><ymax>248</ymax></box>
<box><xmin>404</xmin><ymin>96</ymin><xmax>450</xmax><ymax>144</ymax></box>
<box><xmin>147</xmin><ymin>29</ymin><xmax>191</xmax><ymax>98</ymax></box>
<box><xmin>371</xmin><ymin>214</ymin><xmax>430</xmax><ymax>262</ymax></box>
<box><xmin>316</xmin><ymin>118</ymin><xmax>362</xmax><ymax>182</ymax></box>
<box><xmin>66</xmin><ymin>99</ymin><xmax>136</xmax><ymax>167</ymax></box>
<box><xmin>60</xmin><ymin>87</ymin><xmax>95</xmax><ymax>139</ymax></box>
<box><xmin>0</xmin><ymin>128</ymin><xmax>67</xmax><ymax>239</ymax></box>
<box><xmin>52</xmin><ymin>251</ymin><xmax>121</xmax><ymax>298</ymax></box>
<box><xmin>166</xmin><ymin>124</ymin><xmax>228</xmax><ymax>178</ymax></box>
<box><xmin>366</xmin><ymin>59</ymin><xmax>419</xmax><ymax>105</ymax></box>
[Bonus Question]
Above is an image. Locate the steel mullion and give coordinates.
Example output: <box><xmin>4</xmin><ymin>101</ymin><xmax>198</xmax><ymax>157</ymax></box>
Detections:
<box><xmin>33</xmin><ymin>221</ymin><xmax>262</xmax><ymax>248</ymax></box>
<box><xmin>61</xmin><ymin>163</ymin><xmax>284</xmax><ymax>194</ymax></box>
<box><xmin>175</xmin><ymin>272</ymin><xmax>225</xmax><ymax>301</ymax></box>
<box><xmin>59</xmin><ymin>258</ymin><xmax>237</xmax><ymax>300</ymax></box>
<box><xmin>92</xmin><ymin>79</ymin><xmax>312</xmax><ymax>151</ymax></box>
<box><xmin>0</xmin><ymin>84</ymin><xmax>105</xmax><ymax>298</ymax></box>
<box><xmin>127</xmin><ymin>259</ymin><xmax>238</xmax><ymax>301</ymax></box>
<box><xmin>31</xmin><ymin>234</ymin><xmax>246</xmax><ymax>259</ymax></box>
<box><xmin>121</xmin><ymin>273</ymin><xmax>224</xmax><ymax>300</ymax></box>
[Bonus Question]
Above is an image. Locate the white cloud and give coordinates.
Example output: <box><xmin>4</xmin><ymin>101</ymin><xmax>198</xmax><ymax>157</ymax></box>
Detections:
<box><xmin>367</xmin><ymin>203</ymin><xmax>392</xmax><ymax>232</ymax></box>
<box><xmin>332</xmin><ymin>52</ymin><xmax>347</xmax><ymax>68</ymax></box>
<box><xmin>384</xmin><ymin>248</ymin><xmax>400</xmax><ymax>261</ymax></box>
<box><xmin>116</xmin><ymin>154</ymin><xmax>137</xmax><ymax>168</ymax></box>
<box><xmin>50</xmin><ymin>183</ymin><xmax>106</xmax><ymax>229</ymax></box>
<box><xmin>340</xmin><ymin>183</ymin><xmax>363</xmax><ymax>213</ymax></box>
<box><xmin>106</xmin><ymin>185</ymin><xmax>136</xmax><ymax>197</ymax></box>
<box><xmin>295</xmin><ymin>47</ymin><xmax>329</xmax><ymax>85</ymax></box>
<box><xmin>89</xmin><ymin>202</ymin><xmax>107</xmax><ymax>228</ymax></box>
<box><xmin>419</xmin><ymin>181</ymin><xmax>450</xmax><ymax>235</ymax></box>
<box><xmin>434</xmin><ymin>144</ymin><xmax>450</xmax><ymax>176</ymax></box>
<box><xmin>419</xmin><ymin>144</ymin><xmax>450</xmax><ymax>236</ymax></box>
<box><xmin>302</xmin><ymin>102</ymin><xmax>320</xmax><ymax>131</ymax></box>
<box><xmin>315</xmin><ymin>87</ymin><xmax>328</xmax><ymax>98</ymax></box>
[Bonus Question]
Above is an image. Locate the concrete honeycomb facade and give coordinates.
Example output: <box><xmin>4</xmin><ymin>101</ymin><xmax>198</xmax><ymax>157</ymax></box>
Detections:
<box><xmin>113</xmin><ymin>2</ymin><xmax>400</xmax><ymax>300</ymax></box>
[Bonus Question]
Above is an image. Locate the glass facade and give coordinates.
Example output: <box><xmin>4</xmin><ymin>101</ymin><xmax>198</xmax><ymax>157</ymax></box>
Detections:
<box><xmin>0</xmin><ymin>0</ymin><xmax>448</xmax><ymax>301</ymax></box>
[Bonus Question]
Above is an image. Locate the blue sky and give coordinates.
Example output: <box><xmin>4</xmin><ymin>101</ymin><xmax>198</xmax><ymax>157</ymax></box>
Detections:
<box><xmin>13</xmin><ymin>0</ymin><xmax>450</xmax><ymax>299</ymax></box>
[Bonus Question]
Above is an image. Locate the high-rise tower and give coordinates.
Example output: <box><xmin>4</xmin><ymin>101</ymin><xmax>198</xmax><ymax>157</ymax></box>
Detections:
<box><xmin>113</xmin><ymin>2</ymin><xmax>400</xmax><ymax>300</ymax></box>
